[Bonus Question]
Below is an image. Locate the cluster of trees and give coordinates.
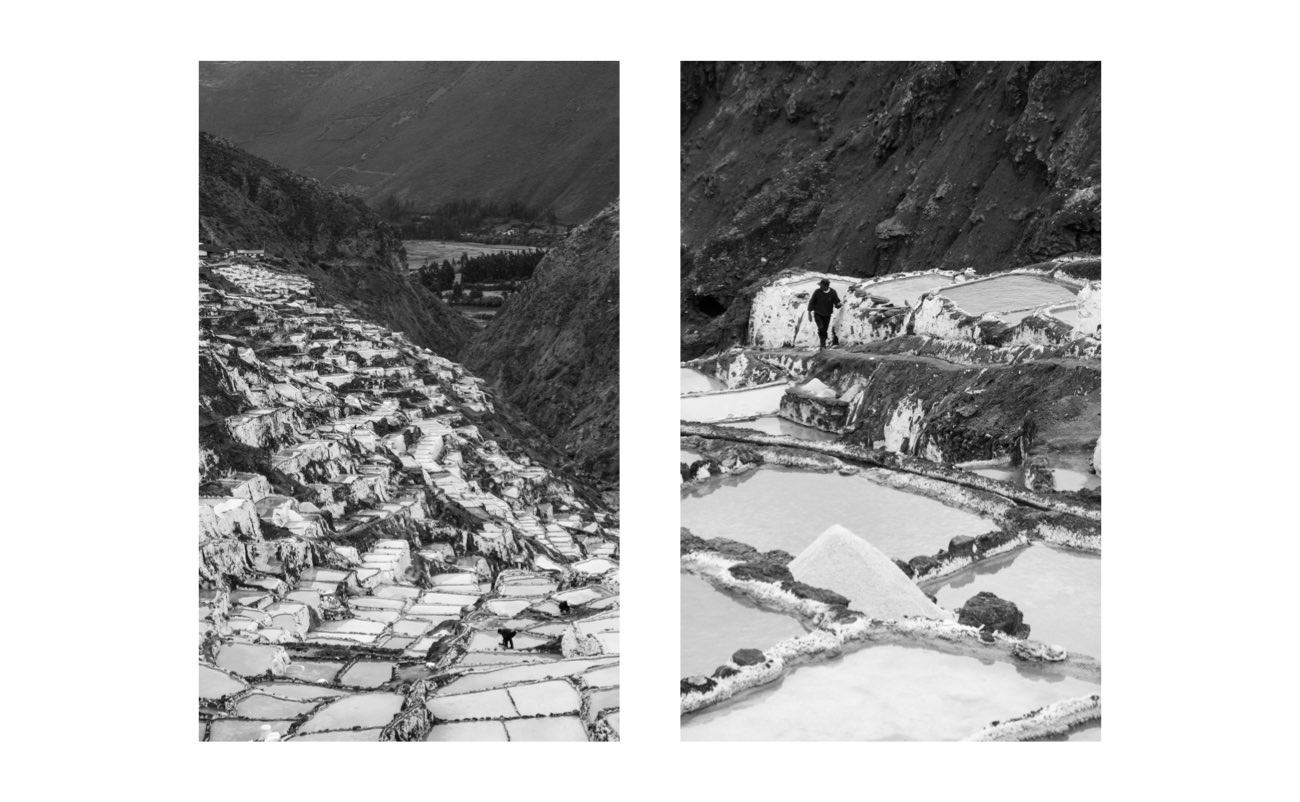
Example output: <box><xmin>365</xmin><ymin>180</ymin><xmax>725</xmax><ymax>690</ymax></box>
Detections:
<box><xmin>374</xmin><ymin>196</ymin><xmax>556</xmax><ymax>240</ymax></box>
<box><xmin>416</xmin><ymin>248</ymin><xmax>546</xmax><ymax>294</ymax></box>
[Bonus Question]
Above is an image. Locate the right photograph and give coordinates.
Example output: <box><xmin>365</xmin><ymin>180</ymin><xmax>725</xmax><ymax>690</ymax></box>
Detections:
<box><xmin>679</xmin><ymin>62</ymin><xmax>1101</xmax><ymax>741</ymax></box>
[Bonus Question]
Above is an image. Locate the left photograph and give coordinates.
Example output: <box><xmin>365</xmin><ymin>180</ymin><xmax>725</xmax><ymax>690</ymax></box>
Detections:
<box><xmin>198</xmin><ymin>62</ymin><xmax>620</xmax><ymax>742</ymax></box>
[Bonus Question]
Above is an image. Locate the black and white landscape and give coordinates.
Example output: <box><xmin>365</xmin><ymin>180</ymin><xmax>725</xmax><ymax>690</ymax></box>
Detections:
<box><xmin>678</xmin><ymin>62</ymin><xmax>1101</xmax><ymax>741</ymax></box>
<box><xmin>198</xmin><ymin>62</ymin><xmax>620</xmax><ymax>742</ymax></box>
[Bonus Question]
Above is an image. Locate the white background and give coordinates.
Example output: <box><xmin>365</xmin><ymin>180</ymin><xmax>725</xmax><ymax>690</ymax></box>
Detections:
<box><xmin>3</xmin><ymin>0</ymin><xmax>1296</xmax><ymax>797</ymax></box>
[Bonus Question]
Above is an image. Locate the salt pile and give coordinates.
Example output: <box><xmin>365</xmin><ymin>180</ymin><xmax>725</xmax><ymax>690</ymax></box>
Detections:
<box><xmin>789</xmin><ymin>525</ymin><xmax>951</xmax><ymax>621</ymax></box>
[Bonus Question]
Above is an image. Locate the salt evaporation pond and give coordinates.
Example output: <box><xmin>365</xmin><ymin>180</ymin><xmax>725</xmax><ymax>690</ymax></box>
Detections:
<box><xmin>681</xmin><ymin>644</ymin><xmax>1098</xmax><ymax>740</ymax></box>
<box><xmin>680</xmin><ymin>384</ymin><xmax>787</xmax><ymax>422</ymax></box>
<box><xmin>717</xmin><ymin>415</ymin><xmax>840</xmax><ymax>442</ymax></box>
<box><xmin>929</xmin><ymin>544</ymin><xmax>1101</xmax><ymax>658</ymax></box>
<box><xmin>937</xmin><ymin>275</ymin><xmax>1077</xmax><ymax>315</ymax></box>
<box><xmin>681</xmin><ymin>571</ymin><xmax>806</xmax><ymax>677</ymax></box>
<box><xmin>681</xmin><ymin>466</ymin><xmax>989</xmax><ymax>558</ymax></box>
<box><xmin>682</xmin><ymin>368</ymin><xmax>727</xmax><ymax>394</ymax></box>
<box><xmin>865</xmin><ymin>274</ymin><xmax>957</xmax><ymax>306</ymax></box>
<box><xmin>971</xmin><ymin>465</ymin><xmax>1099</xmax><ymax>493</ymax></box>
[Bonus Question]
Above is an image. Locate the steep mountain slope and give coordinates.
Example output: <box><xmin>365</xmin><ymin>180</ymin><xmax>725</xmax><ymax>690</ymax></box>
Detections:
<box><xmin>681</xmin><ymin>61</ymin><xmax>1100</xmax><ymax>355</ymax></box>
<box><xmin>200</xmin><ymin>61</ymin><xmax>619</xmax><ymax>223</ymax></box>
<box><xmin>200</xmin><ymin>132</ymin><xmax>475</xmax><ymax>357</ymax></box>
<box><xmin>463</xmin><ymin>202</ymin><xmax>619</xmax><ymax>485</ymax></box>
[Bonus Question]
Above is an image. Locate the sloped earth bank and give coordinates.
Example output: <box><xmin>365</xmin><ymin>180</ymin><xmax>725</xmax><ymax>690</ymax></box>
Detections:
<box><xmin>200</xmin><ymin>264</ymin><xmax>618</xmax><ymax>741</ymax></box>
<box><xmin>680</xmin><ymin>278</ymin><xmax>1099</xmax><ymax>737</ymax></box>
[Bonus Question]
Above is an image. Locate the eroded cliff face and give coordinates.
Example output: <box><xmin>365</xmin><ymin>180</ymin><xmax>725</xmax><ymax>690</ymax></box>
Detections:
<box><xmin>200</xmin><ymin>132</ymin><xmax>475</xmax><ymax>358</ymax></box>
<box><xmin>463</xmin><ymin>202</ymin><xmax>619</xmax><ymax>486</ymax></box>
<box><xmin>681</xmin><ymin>61</ymin><xmax>1100</xmax><ymax>357</ymax></box>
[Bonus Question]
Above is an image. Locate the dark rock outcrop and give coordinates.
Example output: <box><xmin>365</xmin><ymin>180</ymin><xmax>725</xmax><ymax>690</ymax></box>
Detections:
<box><xmin>731</xmin><ymin>648</ymin><xmax>767</xmax><ymax>666</ymax></box>
<box><xmin>463</xmin><ymin>202</ymin><xmax>619</xmax><ymax>486</ymax></box>
<box><xmin>957</xmin><ymin>591</ymin><xmax>1031</xmax><ymax>639</ymax></box>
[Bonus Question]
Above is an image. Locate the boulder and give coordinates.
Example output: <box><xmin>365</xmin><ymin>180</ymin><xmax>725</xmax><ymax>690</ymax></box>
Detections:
<box><xmin>957</xmin><ymin>591</ymin><xmax>1030</xmax><ymax>638</ymax></box>
<box><xmin>731</xmin><ymin>649</ymin><xmax>766</xmax><ymax>667</ymax></box>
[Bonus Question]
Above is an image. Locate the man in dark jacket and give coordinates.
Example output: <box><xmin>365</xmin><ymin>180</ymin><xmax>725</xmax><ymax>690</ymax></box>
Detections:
<box><xmin>807</xmin><ymin>278</ymin><xmax>842</xmax><ymax>349</ymax></box>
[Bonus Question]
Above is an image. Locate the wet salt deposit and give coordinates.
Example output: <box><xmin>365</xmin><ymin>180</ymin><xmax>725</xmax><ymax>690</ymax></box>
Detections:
<box><xmin>681</xmin><ymin>571</ymin><xmax>807</xmax><ymax>677</ymax></box>
<box><xmin>681</xmin><ymin>644</ymin><xmax>1099</xmax><ymax>740</ymax></box>
<box><xmin>930</xmin><ymin>544</ymin><xmax>1100</xmax><ymax>657</ymax></box>
<box><xmin>680</xmin><ymin>384</ymin><xmax>787</xmax><ymax>422</ymax></box>
<box><xmin>937</xmin><ymin>274</ymin><xmax>1077</xmax><ymax>315</ymax></box>
<box><xmin>790</xmin><ymin>526</ymin><xmax>950</xmax><ymax>620</ymax></box>
<box><xmin>717</xmin><ymin>415</ymin><xmax>839</xmax><ymax>441</ymax></box>
<box><xmin>682</xmin><ymin>467</ymin><xmax>989</xmax><ymax>558</ymax></box>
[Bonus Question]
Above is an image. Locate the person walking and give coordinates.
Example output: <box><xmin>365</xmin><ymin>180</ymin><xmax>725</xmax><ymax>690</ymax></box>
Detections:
<box><xmin>807</xmin><ymin>278</ymin><xmax>842</xmax><ymax>349</ymax></box>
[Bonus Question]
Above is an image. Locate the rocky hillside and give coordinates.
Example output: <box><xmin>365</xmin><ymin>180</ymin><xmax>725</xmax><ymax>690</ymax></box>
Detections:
<box><xmin>200</xmin><ymin>132</ymin><xmax>474</xmax><ymax>357</ymax></box>
<box><xmin>463</xmin><ymin>202</ymin><xmax>619</xmax><ymax>486</ymax></box>
<box><xmin>200</xmin><ymin>61</ymin><xmax>618</xmax><ymax>223</ymax></box>
<box><xmin>681</xmin><ymin>61</ymin><xmax>1100</xmax><ymax>355</ymax></box>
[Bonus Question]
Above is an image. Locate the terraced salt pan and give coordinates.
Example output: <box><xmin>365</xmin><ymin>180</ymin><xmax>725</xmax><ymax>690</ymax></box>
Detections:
<box><xmin>929</xmin><ymin>544</ymin><xmax>1101</xmax><ymax>657</ymax></box>
<box><xmin>682</xmin><ymin>368</ymin><xmax>727</xmax><ymax>394</ymax></box>
<box><xmin>718</xmin><ymin>415</ymin><xmax>840</xmax><ymax>441</ymax></box>
<box><xmin>863</xmin><ymin>274</ymin><xmax>956</xmax><ymax>306</ymax></box>
<box><xmin>681</xmin><ymin>571</ymin><xmax>806</xmax><ymax>676</ymax></box>
<box><xmin>441</xmin><ymin>657</ymin><xmax>617</xmax><ymax>694</ymax></box>
<box><xmin>200</xmin><ymin>664</ymin><xmax>248</xmax><ymax>700</ymax></box>
<box><xmin>339</xmin><ymin>661</ymin><xmax>395</xmax><ymax>689</ymax></box>
<box><xmin>283</xmin><ymin>660</ymin><xmax>343</xmax><ymax>684</ymax></box>
<box><xmin>233</xmin><ymin>694</ymin><xmax>320</xmax><ymax>720</ymax></box>
<box><xmin>425</xmin><ymin>720</ymin><xmax>510</xmax><ymax>741</ymax></box>
<box><xmin>680</xmin><ymin>384</ymin><xmax>787</xmax><ymax>423</ymax></box>
<box><xmin>208</xmin><ymin>719</ymin><xmax>293</xmax><ymax>742</ymax></box>
<box><xmin>253</xmin><ymin>683</ymin><xmax>349</xmax><ymax>702</ymax></box>
<box><xmin>936</xmin><ymin>274</ymin><xmax>1077</xmax><ymax>315</ymax></box>
<box><xmin>508</xmin><ymin>680</ymin><xmax>582</xmax><ymax>715</ymax></box>
<box><xmin>505</xmin><ymin>716</ymin><xmax>588</xmax><ymax>741</ymax></box>
<box><xmin>297</xmin><ymin>692</ymin><xmax>403</xmax><ymax>734</ymax></box>
<box><xmin>681</xmin><ymin>466</ymin><xmax>990</xmax><ymax>558</ymax></box>
<box><xmin>681</xmin><ymin>644</ymin><xmax>1099</xmax><ymax>740</ymax></box>
<box><xmin>290</xmin><ymin>728</ymin><xmax>384</xmax><ymax>741</ymax></box>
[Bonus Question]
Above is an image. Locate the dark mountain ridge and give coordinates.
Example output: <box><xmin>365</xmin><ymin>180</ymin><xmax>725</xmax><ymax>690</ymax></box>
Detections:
<box><xmin>680</xmin><ymin>61</ymin><xmax>1100</xmax><ymax>356</ymax></box>
<box><xmin>200</xmin><ymin>61</ymin><xmax>618</xmax><ymax>224</ymax></box>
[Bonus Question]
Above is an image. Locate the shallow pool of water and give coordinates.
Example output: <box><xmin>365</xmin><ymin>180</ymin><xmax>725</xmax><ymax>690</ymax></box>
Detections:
<box><xmin>681</xmin><ymin>467</ymin><xmax>989</xmax><ymax>558</ymax></box>
<box><xmin>681</xmin><ymin>644</ymin><xmax>1098</xmax><ymax>740</ymax></box>
<box><xmin>680</xmin><ymin>384</ymin><xmax>787</xmax><ymax>423</ymax></box>
<box><xmin>681</xmin><ymin>450</ymin><xmax>702</xmax><ymax>464</ymax></box>
<box><xmin>938</xmin><ymin>275</ymin><xmax>1077</xmax><ymax>315</ymax></box>
<box><xmin>929</xmin><ymin>544</ymin><xmax>1100</xmax><ymax>657</ymax></box>
<box><xmin>681</xmin><ymin>572</ymin><xmax>806</xmax><ymax>677</ymax></box>
<box><xmin>682</xmin><ymin>368</ymin><xmax>727</xmax><ymax>394</ymax></box>
<box><xmin>972</xmin><ymin>467</ymin><xmax>1020</xmax><ymax>484</ymax></box>
<box><xmin>1053</xmin><ymin>468</ymin><xmax>1101</xmax><ymax>492</ymax></box>
<box><xmin>865</xmin><ymin>274</ymin><xmax>957</xmax><ymax>306</ymax></box>
<box><xmin>717</xmin><ymin>416</ymin><xmax>839</xmax><ymax>442</ymax></box>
